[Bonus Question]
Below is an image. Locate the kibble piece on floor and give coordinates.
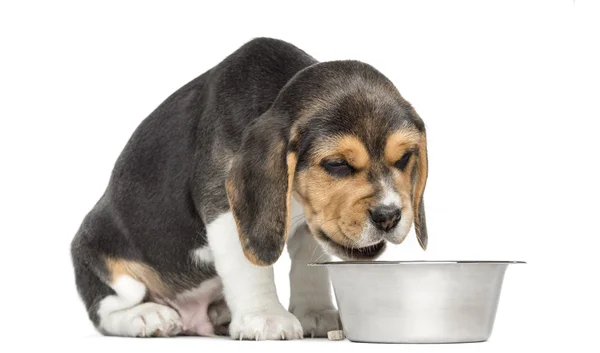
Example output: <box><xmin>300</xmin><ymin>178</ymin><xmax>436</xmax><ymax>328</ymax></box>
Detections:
<box><xmin>327</xmin><ymin>330</ymin><xmax>345</xmax><ymax>341</ymax></box>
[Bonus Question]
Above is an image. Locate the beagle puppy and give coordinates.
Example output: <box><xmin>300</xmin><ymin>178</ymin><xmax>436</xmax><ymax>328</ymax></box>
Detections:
<box><xmin>70</xmin><ymin>37</ymin><xmax>428</xmax><ymax>340</ymax></box>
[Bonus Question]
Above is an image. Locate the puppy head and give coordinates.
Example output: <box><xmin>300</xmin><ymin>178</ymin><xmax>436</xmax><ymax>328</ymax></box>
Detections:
<box><xmin>226</xmin><ymin>60</ymin><xmax>428</xmax><ymax>266</ymax></box>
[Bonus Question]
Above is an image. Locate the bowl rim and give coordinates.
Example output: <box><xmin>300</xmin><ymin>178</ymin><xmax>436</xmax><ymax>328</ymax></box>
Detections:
<box><xmin>308</xmin><ymin>260</ymin><xmax>526</xmax><ymax>266</ymax></box>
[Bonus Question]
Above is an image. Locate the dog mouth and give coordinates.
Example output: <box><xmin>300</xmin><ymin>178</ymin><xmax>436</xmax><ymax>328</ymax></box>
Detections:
<box><xmin>315</xmin><ymin>230</ymin><xmax>386</xmax><ymax>260</ymax></box>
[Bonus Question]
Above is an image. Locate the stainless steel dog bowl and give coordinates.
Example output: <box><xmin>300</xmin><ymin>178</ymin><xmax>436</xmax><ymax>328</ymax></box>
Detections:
<box><xmin>310</xmin><ymin>261</ymin><xmax>525</xmax><ymax>343</ymax></box>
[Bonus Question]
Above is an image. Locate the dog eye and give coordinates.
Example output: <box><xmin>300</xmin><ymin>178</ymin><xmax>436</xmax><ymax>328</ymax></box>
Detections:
<box><xmin>394</xmin><ymin>152</ymin><xmax>412</xmax><ymax>170</ymax></box>
<box><xmin>322</xmin><ymin>160</ymin><xmax>354</xmax><ymax>177</ymax></box>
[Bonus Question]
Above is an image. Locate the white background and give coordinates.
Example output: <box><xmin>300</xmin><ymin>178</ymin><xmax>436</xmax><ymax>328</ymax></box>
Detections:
<box><xmin>1</xmin><ymin>0</ymin><xmax>598</xmax><ymax>352</ymax></box>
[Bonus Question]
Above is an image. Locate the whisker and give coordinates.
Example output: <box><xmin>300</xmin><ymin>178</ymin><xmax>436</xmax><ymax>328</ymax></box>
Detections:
<box><xmin>290</xmin><ymin>217</ymin><xmax>306</xmax><ymax>229</ymax></box>
<box><xmin>315</xmin><ymin>251</ymin><xmax>328</xmax><ymax>263</ymax></box>
<box><xmin>290</xmin><ymin>214</ymin><xmax>304</xmax><ymax>221</ymax></box>
<box><xmin>310</xmin><ymin>242</ymin><xmax>319</xmax><ymax>262</ymax></box>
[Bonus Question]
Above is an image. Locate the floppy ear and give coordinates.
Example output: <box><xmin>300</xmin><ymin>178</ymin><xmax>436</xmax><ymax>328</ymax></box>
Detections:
<box><xmin>225</xmin><ymin>112</ymin><xmax>296</xmax><ymax>266</ymax></box>
<box><xmin>413</xmin><ymin>137</ymin><xmax>428</xmax><ymax>250</ymax></box>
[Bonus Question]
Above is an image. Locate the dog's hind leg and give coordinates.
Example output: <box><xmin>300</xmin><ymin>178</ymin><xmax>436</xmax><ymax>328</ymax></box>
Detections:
<box><xmin>71</xmin><ymin>237</ymin><xmax>182</xmax><ymax>337</ymax></box>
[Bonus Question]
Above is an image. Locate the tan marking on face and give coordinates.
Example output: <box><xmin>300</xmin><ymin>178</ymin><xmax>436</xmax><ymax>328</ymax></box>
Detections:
<box><xmin>390</xmin><ymin>163</ymin><xmax>415</xmax><ymax>214</ymax></box>
<box><xmin>313</xmin><ymin>135</ymin><xmax>370</xmax><ymax>170</ymax></box>
<box><xmin>384</xmin><ymin>129</ymin><xmax>427</xmax><ymax>246</ymax></box>
<box><xmin>384</xmin><ymin>128</ymin><xmax>422</xmax><ymax>165</ymax></box>
<box><xmin>295</xmin><ymin>135</ymin><xmax>374</xmax><ymax>247</ymax></box>
<box><xmin>105</xmin><ymin>258</ymin><xmax>171</xmax><ymax>298</ymax></box>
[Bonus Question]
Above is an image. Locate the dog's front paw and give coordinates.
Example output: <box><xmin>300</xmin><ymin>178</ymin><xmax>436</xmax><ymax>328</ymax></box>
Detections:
<box><xmin>229</xmin><ymin>308</ymin><xmax>303</xmax><ymax>340</ymax></box>
<box><xmin>292</xmin><ymin>308</ymin><xmax>341</xmax><ymax>338</ymax></box>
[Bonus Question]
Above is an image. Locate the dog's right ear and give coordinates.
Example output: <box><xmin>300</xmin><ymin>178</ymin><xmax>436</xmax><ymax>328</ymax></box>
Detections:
<box><xmin>225</xmin><ymin>111</ymin><xmax>297</xmax><ymax>267</ymax></box>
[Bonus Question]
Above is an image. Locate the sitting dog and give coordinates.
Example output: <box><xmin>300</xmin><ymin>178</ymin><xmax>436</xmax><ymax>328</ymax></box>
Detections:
<box><xmin>70</xmin><ymin>37</ymin><xmax>428</xmax><ymax>340</ymax></box>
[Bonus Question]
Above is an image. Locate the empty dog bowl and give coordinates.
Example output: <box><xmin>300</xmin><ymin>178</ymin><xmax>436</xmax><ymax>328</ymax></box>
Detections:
<box><xmin>310</xmin><ymin>261</ymin><xmax>525</xmax><ymax>343</ymax></box>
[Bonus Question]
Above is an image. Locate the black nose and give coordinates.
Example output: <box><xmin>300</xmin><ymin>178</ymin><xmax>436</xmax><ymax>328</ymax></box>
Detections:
<box><xmin>369</xmin><ymin>206</ymin><xmax>401</xmax><ymax>232</ymax></box>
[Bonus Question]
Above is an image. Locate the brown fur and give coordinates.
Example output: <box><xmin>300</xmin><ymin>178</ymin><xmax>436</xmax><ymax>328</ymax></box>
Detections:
<box><xmin>413</xmin><ymin>138</ymin><xmax>429</xmax><ymax>249</ymax></box>
<box><xmin>241</xmin><ymin>249</ymin><xmax>264</xmax><ymax>268</ymax></box>
<box><xmin>385</xmin><ymin>128</ymin><xmax>425</xmax><ymax>244</ymax></box>
<box><xmin>223</xmin><ymin>57</ymin><xmax>429</xmax><ymax>265</ymax></box>
<box><xmin>286</xmin><ymin>153</ymin><xmax>298</xmax><ymax>234</ymax></box>
<box><xmin>313</xmin><ymin>135</ymin><xmax>370</xmax><ymax>170</ymax></box>
<box><xmin>225</xmin><ymin>177</ymin><xmax>270</xmax><ymax>267</ymax></box>
<box><xmin>295</xmin><ymin>136</ymin><xmax>375</xmax><ymax>247</ymax></box>
<box><xmin>295</xmin><ymin>128</ymin><xmax>427</xmax><ymax>251</ymax></box>
<box><xmin>105</xmin><ymin>257</ymin><xmax>171</xmax><ymax>299</ymax></box>
<box><xmin>384</xmin><ymin>129</ymin><xmax>422</xmax><ymax>165</ymax></box>
<box><xmin>226</xmin><ymin>147</ymin><xmax>298</xmax><ymax>267</ymax></box>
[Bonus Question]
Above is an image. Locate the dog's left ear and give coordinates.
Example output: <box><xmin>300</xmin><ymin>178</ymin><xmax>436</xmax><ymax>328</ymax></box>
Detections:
<box><xmin>225</xmin><ymin>111</ymin><xmax>296</xmax><ymax>267</ymax></box>
<box><xmin>413</xmin><ymin>137</ymin><xmax>429</xmax><ymax>250</ymax></box>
